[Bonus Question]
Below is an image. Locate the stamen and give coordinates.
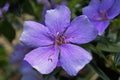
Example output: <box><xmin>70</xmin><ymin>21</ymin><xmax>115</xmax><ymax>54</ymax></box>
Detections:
<box><xmin>99</xmin><ymin>10</ymin><xmax>107</xmax><ymax>20</ymax></box>
<box><xmin>56</xmin><ymin>32</ymin><xmax>59</xmax><ymax>36</ymax></box>
<box><xmin>47</xmin><ymin>32</ymin><xmax>55</xmax><ymax>39</ymax></box>
<box><xmin>93</xmin><ymin>14</ymin><xmax>101</xmax><ymax>20</ymax></box>
<box><xmin>93</xmin><ymin>10</ymin><xmax>107</xmax><ymax>21</ymax></box>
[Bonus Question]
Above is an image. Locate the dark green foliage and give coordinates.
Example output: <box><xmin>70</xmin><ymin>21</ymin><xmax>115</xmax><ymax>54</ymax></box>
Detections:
<box><xmin>0</xmin><ymin>20</ymin><xmax>15</xmax><ymax>42</ymax></box>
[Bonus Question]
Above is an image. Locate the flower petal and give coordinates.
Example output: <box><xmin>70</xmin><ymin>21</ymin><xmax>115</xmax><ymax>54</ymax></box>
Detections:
<box><xmin>107</xmin><ymin>0</ymin><xmax>120</xmax><ymax>19</ymax></box>
<box><xmin>65</xmin><ymin>15</ymin><xmax>97</xmax><ymax>44</ymax></box>
<box><xmin>89</xmin><ymin>0</ymin><xmax>100</xmax><ymax>8</ymax></box>
<box><xmin>24</xmin><ymin>46</ymin><xmax>59</xmax><ymax>74</ymax></box>
<box><xmin>92</xmin><ymin>20</ymin><xmax>110</xmax><ymax>35</ymax></box>
<box><xmin>42</xmin><ymin>3</ymin><xmax>51</xmax><ymax>21</ymax></box>
<box><xmin>60</xmin><ymin>44</ymin><xmax>92</xmax><ymax>76</ymax></box>
<box><xmin>99</xmin><ymin>0</ymin><xmax>114</xmax><ymax>11</ymax></box>
<box><xmin>20</xmin><ymin>61</ymin><xmax>43</xmax><ymax>80</ymax></box>
<box><xmin>2</xmin><ymin>3</ymin><xmax>9</xmax><ymax>12</ymax></box>
<box><xmin>45</xmin><ymin>5</ymin><xmax>70</xmax><ymax>34</ymax></box>
<box><xmin>19</xmin><ymin>61</ymin><xmax>35</xmax><ymax>75</ymax></box>
<box><xmin>0</xmin><ymin>9</ymin><xmax>2</xmax><ymax>18</ymax></box>
<box><xmin>9</xmin><ymin>44</ymin><xmax>30</xmax><ymax>64</ymax></box>
<box><xmin>82</xmin><ymin>0</ymin><xmax>101</xmax><ymax>20</ymax></box>
<box><xmin>20</xmin><ymin>21</ymin><xmax>53</xmax><ymax>48</ymax></box>
<box><xmin>21</xmin><ymin>75</ymin><xmax>38</xmax><ymax>80</ymax></box>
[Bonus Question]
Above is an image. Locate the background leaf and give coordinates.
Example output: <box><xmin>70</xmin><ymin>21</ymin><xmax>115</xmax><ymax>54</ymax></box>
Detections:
<box><xmin>97</xmin><ymin>42</ymin><xmax>120</xmax><ymax>52</ymax></box>
<box><xmin>89</xmin><ymin>62</ymin><xmax>111</xmax><ymax>80</ymax></box>
<box><xmin>0</xmin><ymin>19</ymin><xmax>16</xmax><ymax>42</ymax></box>
<box><xmin>114</xmin><ymin>53</ymin><xmax>120</xmax><ymax>65</ymax></box>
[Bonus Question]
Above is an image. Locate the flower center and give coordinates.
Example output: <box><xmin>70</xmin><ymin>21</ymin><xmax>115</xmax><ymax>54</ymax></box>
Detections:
<box><xmin>93</xmin><ymin>10</ymin><xmax>107</xmax><ymax>21</ymax></box>
<box><xmin>99</xmin><ymin>10</ymin><xmax>107</xmax><ymax>20</ymax></box>
<box><xmin>57</xmin><ymin>36</ymin><xmax>64</xmax><ymax>45</ymax></box>
<box><xmin>55</xmin><ymin>32</ymin><xmax>65</xmax><ymax>45</ymax></box>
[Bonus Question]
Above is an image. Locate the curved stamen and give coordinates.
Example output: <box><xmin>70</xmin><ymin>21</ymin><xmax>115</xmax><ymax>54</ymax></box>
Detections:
<box><xmin>93</xmin><ymin>10</ymin><xmax>107</xmax><ymax>21</ymax></box>
<box><xmin>99</xmin><ymin>10</ymin><xmax>107</xmax><ymax>20</ymax></box>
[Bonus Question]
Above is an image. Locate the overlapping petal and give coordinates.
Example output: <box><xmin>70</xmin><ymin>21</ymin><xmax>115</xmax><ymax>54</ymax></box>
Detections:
<box><xmin>99</xmin><ymin>0</ymin><xmax>114</xmax><ymax>11</ymax></box>
<box><xmin>89</xmin><ymin>0</ymin><xmax>114</xmax><ymax>12</ymax></box>
<box><xmin>2</xmin><ymin>3</ymin><xmax>9</xmax><ymax>11</ymax></box>
<box><xmin>24</xmin><ymin>46</ymin><xmax>59</xmax><ymax>74</ymax></box>
<box><xmin>9</xmin><ymin>51</ymin><xmax>25</xmax><ymax>64</ymax></box>
<box><xmin>65</xmin><ymin>15</ymin><xmax>97</xmax><ymax>44</ymax></box>
<box><xmin>89</xmin><ymin>0</ymin><xmax>100</xmax><ymax>8</ymax></box>
<box><xmin>19</xmin><ymin>61</ymin><xmax>35</xmax><ymax>75</ymax></box>
<box><xmin>92</xmin><ymin>20</ymin><xmax>110</xmax><ymax>35</ymax></box>
<box><xmin>0</xmin><ymin>9</ymin><xmax>2</xmax><ymax>18</ymax></box>
<box><xmin>45</xmin><ymin>5</ymin><xmax>71</xmax><ymax>34</ymax></box>
<box><xmin>107</xmin><ymin>0</ymin><xmax>120</xmax><ymax>19</ymax></box>
<box><xmin>82</xmin><ymin>5</ymin><xmax>101</xmax><ymax>20</ymax></box>
<box><xmin>20</xmin><ymin>61</ymin><xmax>41</xmax><ymax>80</ymax></box>
<box><xmin>21</xmin><ymin>75</ymin><xmax>38</xmax><ymax>80</ymax></box>
<box><xmin>9</xmin><ymin>44</ymin><xmax>32</xmax><ymax>64</ymax></box>
<box><xmin>60</xmin><ymin>44</ymin><xmax>92</xmax><ymax>76</ymax></box>
<box><xmin>20</xmin><ymin>21</ymin><xmax>53</xmax><ymax>48</ymax></box>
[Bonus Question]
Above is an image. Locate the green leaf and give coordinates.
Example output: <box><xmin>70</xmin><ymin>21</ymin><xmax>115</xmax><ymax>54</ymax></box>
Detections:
<box><xmin>89</xmin><ymin>62</ymin><xmax>111</xmax><ymax>80</ymax></box>
<box><xmin>0</xmin><ymin>46</ymin><xmax>8</xmax><ymax>68</ymax></box>
<box><xmin>9</xmin><ymin>0</ymin><xmax>25</xmax><ymax>16</ymax></box>
<box><xmin>0</xmin><ymin>46</ymin><xmax>6</xmax><ymax>56</ymax></box>
<box><xmin>97</xmin><ymin>42</ymin><xmax>120</xmax><ymax>52</ymax></box>
<box><xmin>22</xmin><ymin>0</ymin><xmax>34</xmax><ymax>15</ymax></box>
<box><xmin>114</xmin><ymin>53</ymin><xmax>120</xmax><ymax>65</ymax></box>
<box><xmin>0</xmin><ymin>19</ymin><xmax>16</xmax><ymax>42</ymax></box>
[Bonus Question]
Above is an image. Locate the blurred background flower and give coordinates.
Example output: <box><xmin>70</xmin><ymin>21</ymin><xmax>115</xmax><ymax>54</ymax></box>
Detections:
<box><xmin>82</xmin><ymin>0</ymin><xmax>120</xmax><ymax>35</ymax></box>
<box><xmin>0</xmin><ymin>2</ymin><xmax>9</xmax><ymax>18</ymax></box>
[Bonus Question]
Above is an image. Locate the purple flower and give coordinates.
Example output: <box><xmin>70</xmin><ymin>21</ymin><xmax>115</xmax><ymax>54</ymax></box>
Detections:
<box><xmin>0</xmin><ymin>9</ymin><xmax>2</xmax><ymax>18</ymax></box>
<box><xmin>41</xmin><ymin>0</ymin><xmax>67</xmax><ymax>22</ymax></box>
<box><xmin>2</xmin><ymin>3</ymin><xmax>9</xmax><ymax>12</ymax></box>
<box><xmin>20</xmin><ymin>5</ymin><xmax>97</xmax><ymax>76</ymax></box>
<box><xmin>0</xmin><ymin>3</ymin><xmax>9</xmax><ymax>18</ymax></box>
<box><xmin>36</xmin><ymin>0</ymin><xmax>49</xmax><ymax>4</ymax></box>
<box><xmin>9</xmin><ymin>44</ymin><xmax>41</xmax><ymax>80</ymax></box>
<box><xmin>19</xmin><ymin>61</ymin><xmax>40</xmax><ymax>80</ymax></box>
<box><xmin>82</xmin><ymin>0</ymin><xmax>120</xmax><ymax>35</ymax></box>
<box><xmin>9</xmin><ymin>44</ymin><xmax>31</xmax><ymax>64</ymax></box>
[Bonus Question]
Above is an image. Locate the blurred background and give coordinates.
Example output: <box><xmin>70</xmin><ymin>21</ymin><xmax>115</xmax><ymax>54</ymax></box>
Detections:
<box><xmin>0</xmin><ymin>0</ymin><xmax>120</xmax><ymax>80</ymax></box>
